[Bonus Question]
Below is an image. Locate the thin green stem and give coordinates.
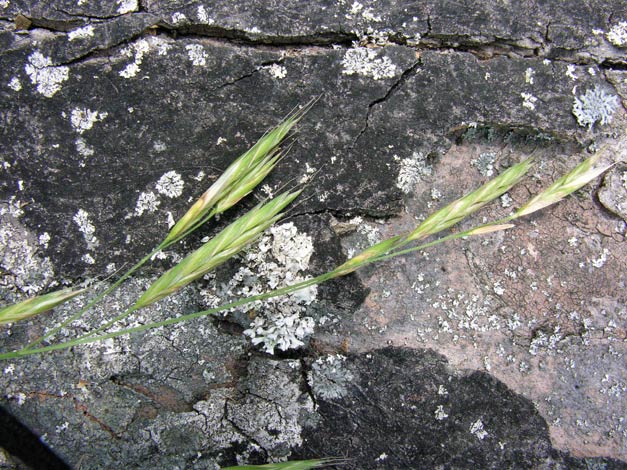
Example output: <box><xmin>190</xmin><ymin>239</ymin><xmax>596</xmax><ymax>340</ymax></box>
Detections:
<box><xmin>0</xmin><ymin>272</ymin><xmax>336</xmax><ymax>360</ymax></box>
<box><xmin>23</xmin><ymin>240</ymin><xmax>168</xmax><ymax>350</ymax></box>
<box><xmin>369</xmin><ymin>215</ymin><xmax>516</xmax><ymax>265</ymax></box>
<box><xmin>2</xmin><ymin>216</ymin><xmax>521</xmax><ymax>360</ymax></box>
<box><xmin>24</xmin><ymin>208</ymin><xmax>221</xmax><ymax>349</ymax></box>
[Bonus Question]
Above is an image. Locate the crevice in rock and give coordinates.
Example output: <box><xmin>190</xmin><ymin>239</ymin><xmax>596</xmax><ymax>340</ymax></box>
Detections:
<box><xmin>299</xmin><ymin>358</ymin><xmax>318</xmax><ymax>409</ymax></box>
<box><xmin>155</xmin><ymin>23</ymin><xmax>357</xmax><ymax>49</ymax></box>
<box><xmin>72</xmin><ymin>397</ymin><xmax>121</xmax><ymax>439</ymax></box>
<box><xmin>211</xmin><ymin>58</ymin><xmax>285</xmax><ymax>94</ymax></box>
<box><xmin>223</xmin><ymin>398</ymin><xmax>270</xmax><ymax>459</ymax></box>
<box><xmin>350</xmin><ymin>58</ymin><xmax>422</xmax><ymax>150</ymax></box>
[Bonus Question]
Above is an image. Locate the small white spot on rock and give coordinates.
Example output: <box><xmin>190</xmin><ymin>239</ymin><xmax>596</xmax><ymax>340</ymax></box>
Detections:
<box><xmin>7</xmin><ymin>77</ymin><xmax>21</xmax><ymax>91</ymax></box>
<box><xmin>81</xmin><ymin>253</ymin><xmax>96</xmax><ymax>265</ymax></box>
<box><xmin>524</xmin><ymin>67</ymin><xmax>535</xmax><ymax>84</ymax></box>
<box><xmin>342</xmin><ymin>45</ymin><xmax>397</xmax><ymax>80</ymax></box>
<box><xmin>116</xmin><ymin>0</ymin><xmax>137</xmax><ymax>14</ymax></box>
<box><xmin>119</xmin><ymin>39</ymin><xmax>150</xmax><ymax>78</ymax></box>
<box><xmin>166</xmin><ymin>211</ymin><xmax>175</xmax><ymax>228</ymax></box>
<box><xmin>25</xmin><ymin>51</ymin><xmax>69</xmax><ymax>98</ymax></box>
<box><xmin>435</xmin><ymin>405</ymin><xmax>449</xmax><ymax>420</ymax></box>
<box><xmin>73</xmin><ymin>208</ymin><xmax>99</xmax><ymax>248</ymax></box>
<box><xmin>38</xmin><ymin>232</ymin><xmax>50</xmax><ymax>248</ymax></box>
<box><xmin>265</xmin><ymin>64</ymin><xmax>287</xmax><ymax>79</ymax></box>
<box><xmin>521</xmin><ymin>92</ymin><xmax>538</xmax><ymax>111</ymax></box>
<box><xmin>155</xmin><ymin>171</ymin><xmax>184</xmax><ymax>198</ymax></box>
<box><xmin>75</xmin><ymin>137</ymin><xmax>95</xmax><ymax>157</ymax></box>
<box><xmin>70</xmin><ymin>107</ymin><xmax>108</xmax><ymax>134</ymax></box>
<box><xmin>185</xmin><ymin>44</ymin><xmax>208</xmax><ymax>66</ymax></box>
<box><xmin>153</xmin><ymin>140</ymin><xmax>167</xmax><ymax>152</ymax></box>
<box><xmin>607</xmin><ymin>21</ymin><xmax>627</xmax><ymax>47</ymax></box>
<box><xmin>197</xmin><ymin>5</ymin><xmax>214</xmax><ymax>24</ymax></box>
<box><xmin>134</xmin><ymin>191</ymin><xmax>160</xmax><ymax>216</ymax></box>
<box><xmin>470</xmin><ymin>419</ymin><xmax>488</xmax><ymax>440</ymax></box>
<box><xmin>171</xmin><ymin>12</ymin><xmax>188</xmax><ymax>25</ymax></box>
<box><xmin>68</xmin><ymin>25</ymin><xmax>95</xmax><ymax>41</ymax></box>
<box><xmin>591</xmin><ymin>248</ymin><xmax>609</xmax><ymax>268</ymax></box>
<box><xmin>565</xmin><ymin>64</ymin><xmax>577</xmax><ymax>80</ymax></box>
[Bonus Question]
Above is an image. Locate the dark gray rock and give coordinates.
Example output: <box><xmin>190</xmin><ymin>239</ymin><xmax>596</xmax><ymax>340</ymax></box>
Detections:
<box><xmin>1</xmin><ymin>0</ymin><xmax>627</xmax><ymax>468</ymax></box>
<box><xmin>297</xmin><ymin>347</ymin><xmax>627</xmax><ymax>470</ymax></box>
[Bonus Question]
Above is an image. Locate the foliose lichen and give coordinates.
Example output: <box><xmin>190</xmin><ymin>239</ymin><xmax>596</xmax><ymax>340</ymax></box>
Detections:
<box><xmin>202</xmin><ymin>222</ymin><xmax>317</xmax><ymax>354</ymax></box>
<box><xmin>307</xmin><ymin>354</ymin><xmax>354</xmax><ymax>400</ymax></box>
<box><xmin>572</xmin><ymin>85</ymin><xmax>619</xmax><ymax>129</ymax></box>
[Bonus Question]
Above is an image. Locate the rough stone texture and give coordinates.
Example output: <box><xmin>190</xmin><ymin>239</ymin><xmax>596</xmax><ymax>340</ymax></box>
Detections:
<box><xmin>298</xmin><ymin>348</ymin><xmax>627</xmax><ymax>469</ymax></box>
<box><xmin>1</xmin><ymin>0</ymin><xmax>627</xmax><ymax>468</ymax></box>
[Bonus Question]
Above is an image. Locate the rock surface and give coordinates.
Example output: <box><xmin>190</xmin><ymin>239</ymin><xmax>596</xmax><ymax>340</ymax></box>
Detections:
<box><xmin>1</xmin><ymin>0</ymin><xmax>626</xmax><ymax>468</ymax></box>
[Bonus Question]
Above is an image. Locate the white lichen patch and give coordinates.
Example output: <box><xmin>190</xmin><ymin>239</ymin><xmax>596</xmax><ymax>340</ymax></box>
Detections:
<box><xmin>245</xmin><ymin>314</ymin><xmax>315</xmax><ymax>354</ymax></box>
<box><xmin>435</xmin><ymin>405</ymin><xmax>449</xmax><ymax>420</ymax></box>
<box><xmin>0</xmin><ymin>201</ymin><xmax>55</xmax><ymax>295</ymax></box>
<box><xmin>202</xmin><ymin>222</ymin><xmax>317</xmax><ymax>354</ymax></box>
<box><xmin>265</xmin><ymin>64</ymin><xmax>287</xmax><ymax>79</ymax></box>
<box><xmin>0</xmin><ymin>1</ymin><xmax>9</xmax><ymax>9</ymax></box>
<box><xmin>341</xmin><ymin>46</ymin><xmax>397</xmax><ymax>80</ymax></box>
<box><xmin>565</xmin><ymin>64</ymin><xmax>578</xmax><ymax>80</ymax></box>
<box><xmin>116</xmin><ymin>0</ymin><xmax>137</xmax><ymax>14</ymax></box>
<box><xmin>470</xmin><ymin>418</ymin><xmax>488</xmax><ymax>440</ymax></box>
<box><xmin>24</xmin><ymin>51</ymin><xmax>69</xmax><ymax>98</ymax></box>
<box><xmin>81</xmin><ymin>253</ymin><xmax>95</xmax><ymax>265</ymax></box>
<box><xmin>68</xmin><ymin>25</ymin><xmax>95</xmax><ymax>41</ymax></box>
<box><xmin>521</xmin><ymin>92</ymin><xmax>538</xmax><ymax>111</ymax></box>
<box><xmin>134</xmin><ymin>191</ymin><xmax>160</xmax><ymax>216</ymax></box>
<box><xmin>524</xmin><ymin>67</ymin><xmax>535</xmax><ymax>84</ymax></box>
<box><xmin>471</xmin><ymin>152</ymin><xmax>496</xmax><ymax>177</ymax></box>
<box><xmin>75</xmin><ymin>137</ymin><xmax>94</xmax><ymax>157</ymax></box>
<box><xmin>38</xmin><ymin>232</ymin><xmax>50</xmax><ymax>249</ymax></box>
<box><xmin>396</xmin><ymin>152</ymin><xmax>433</xmax><ymax>194</ymax></box>
<box><xmin>7</xmin><ymin>77</ymin><xmax>21</xmax><ymax>91</ymax></box>
<box><xmin>73</xmin><ymin>208</ymin><xmax>99</xmax><ymax>248</ymax></box>
<box><xmin>70</xmin><ymin>107</ymin><xmax>108</xmax><ymax>134</ymax></box>
<box><xmin>119</xmin><ymin>39</ymin><xmax>150</xmax><ymax>79</ymax></box>
<box><xmin>607</xmin><ymin>21</ymin><xmax>627</xmax><ymax>47</ymax></box>
<box><xmin>197</xmin><ymin>5</ymin><xmax>214</xmax><ymax>24</ymax></box>
<box><xmin>572</xmin><ymin>85</ymin><xmax>619</xmax><ymax>129</ymax></box>
<box><xmin>171</xmin><ymin>12</ymin><xmax>188</xmax><ymax>25</ymax></box>
<box><xmin>155</xmin><ymin>171</ymin><xmax>184</xmax><ymax>198</ymax></box>
<box><xmin>185</xmin><ymin>44</ymin><xmax>208</xmax><ymax>66</ymax></box>
<box><xmin>591</xmin><ymin>248</ymin><xmax>609</xmax><ymax>268</ymax></box>
<box><xmin>307</xmin><ymin>354</ymin><xmax>354</xmax><ymax>400</ymax></box>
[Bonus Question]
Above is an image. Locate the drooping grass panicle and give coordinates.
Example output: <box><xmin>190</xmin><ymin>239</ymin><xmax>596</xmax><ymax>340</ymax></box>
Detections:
<box><xmin>515</xmin><ymin>154</ymin><xmax>613</xmax><ymax>217</ymax></box>
<box><xmin>0</xmin><ymin>288</ymin><xmax>85</xmax><ymax>325</ymax></box>
<box><xmin>406</xmin><ymin>157</ymin><xmax>534</xmax><ymax>241</ymax></box>
<box><xmin>164</xmin><ymin>99</ymin><xmax>316</xmax><ymax>245</ymax></box>
<box><xmin>134</xmin><ymin>189</ymin><xmax>302</xmax><ymax>309</ymax></box>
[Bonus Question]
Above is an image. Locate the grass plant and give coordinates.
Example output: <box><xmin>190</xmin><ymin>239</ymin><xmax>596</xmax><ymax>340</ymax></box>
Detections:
<box><xmin>0</xmin><ymin>149</ymin><xmax>610</xmax><ymax>360</ymax></box>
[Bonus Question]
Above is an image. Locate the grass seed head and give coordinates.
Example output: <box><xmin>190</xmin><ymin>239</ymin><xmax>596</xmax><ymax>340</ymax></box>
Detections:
<box><xmin>164</xmin><ymin>101</ymin><xmax>314</xmax><ymax>244</ymax></box>
<box><xmin>332</xmin><ymin>235</ymin><xmax>405</xmax><ymax>276</ymax></box>
<box><xmin>135</xmin><ymin>189</ymin><xmax>302</xmax><ymax>309</ymax></box>
<box><xmin>516</xmin><ymin>154</ymin><xmax>612</xmax><ymax>217</ymax></box>
<box><xmin>406</xmin><ymin>157</ymin><xmax>533</xmax><ymax>241</ymax></box>
<box><xmin>0</xmin><ymin>288</ymin><xmax>85</xmax><ymax>325</ymax></box>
